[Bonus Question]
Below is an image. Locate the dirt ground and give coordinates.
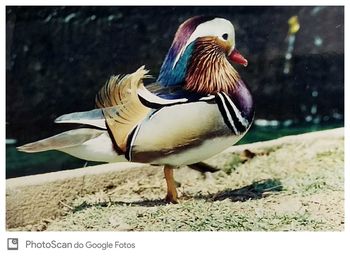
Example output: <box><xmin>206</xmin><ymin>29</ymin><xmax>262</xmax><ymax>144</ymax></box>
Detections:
<box><xmin>12</xmin><ymin>129</ymin><xmax>344</xmax><ymax>231</ymax></box>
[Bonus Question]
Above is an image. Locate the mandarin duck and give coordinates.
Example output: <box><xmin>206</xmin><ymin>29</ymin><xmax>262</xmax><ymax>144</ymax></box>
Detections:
<box><xmin>17</xmin><ymin>16</ymin><xmax>254</xmax><ymax>203</ymax></box>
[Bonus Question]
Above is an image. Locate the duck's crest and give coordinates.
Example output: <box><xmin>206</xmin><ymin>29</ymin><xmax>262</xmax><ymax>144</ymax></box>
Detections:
<box><xmin>157</xmin><ymin>16</ymin><xmax>215</xmax><ymax>87</ymax></box>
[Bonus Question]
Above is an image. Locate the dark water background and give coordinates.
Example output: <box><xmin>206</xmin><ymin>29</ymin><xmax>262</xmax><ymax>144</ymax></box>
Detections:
<box><xmin>6</xmin><ymin>6</ymin><xmax>344</xmax><ymax>178</ymax></box>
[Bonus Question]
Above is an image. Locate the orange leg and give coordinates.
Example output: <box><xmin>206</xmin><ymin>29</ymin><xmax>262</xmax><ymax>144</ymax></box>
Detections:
<box><xmin>164</xmin><ymin>165</ymin><xmax>178</xmax><ymax>204</ymax></box>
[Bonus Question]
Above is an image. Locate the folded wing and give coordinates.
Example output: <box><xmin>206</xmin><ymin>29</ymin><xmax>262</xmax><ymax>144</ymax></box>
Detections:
<box><xmin>95</xmin><ymin>66</ymin><xmax>151</xmax><ymax>152</ymax></box>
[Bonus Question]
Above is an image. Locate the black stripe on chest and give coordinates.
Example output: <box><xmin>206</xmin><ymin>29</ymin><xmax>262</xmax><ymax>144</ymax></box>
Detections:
<box><xmin>215</xmin><ymin>93</ymin><xmax>247</xmax><ymax>134</ymax></box>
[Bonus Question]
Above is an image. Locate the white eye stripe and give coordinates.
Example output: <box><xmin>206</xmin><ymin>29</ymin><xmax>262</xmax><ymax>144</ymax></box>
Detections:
<box><xmin>172</xmin><ymin>18</ymin><xmax>236</xmax><ymax>69</ymax></box>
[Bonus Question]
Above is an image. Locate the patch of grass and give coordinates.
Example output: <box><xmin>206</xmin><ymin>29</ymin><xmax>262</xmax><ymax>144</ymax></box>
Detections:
<box><xmin>303</xmin><ymin>179</ymin><xmax>327</xmax><ymax>193</ymax></box>
<box><xmin>264</xmin><ymin>213</ymin><xmax>324</xmax><ymax>231</ymax></box>
<box><xmin>223</xmin><ymin>154</ymin><xmax>242</xmax><ymax>175</ymax></box>
<box><xmin>46</xmin><ymin>193</ymin><xmax>336</xmax><ymax>231</ymax></box>
<box><xmin>316</xmin><ymin>148</ymin><xmax>343</xmax><ymax>161</ymax></box>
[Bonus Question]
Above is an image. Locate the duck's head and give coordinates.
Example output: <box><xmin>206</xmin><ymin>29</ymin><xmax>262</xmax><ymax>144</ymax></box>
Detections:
<box><xmin>157</xmin><ymin>16</ymin><xmax>248</xmax><ymax>94</ymax></box>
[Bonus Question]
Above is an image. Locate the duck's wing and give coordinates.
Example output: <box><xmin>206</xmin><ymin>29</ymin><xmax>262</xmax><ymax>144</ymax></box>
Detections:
<box><xmin>145</xmin><ymin>82</ymin><xmax>210</xmax><ymax>101</ymax></box>
<box><xmin>53</xmin><ymin>67</ymin><xmax>193</xmax><ymax>152</ymax></box>
<box><xmin>92</xmin><ymin>66</ymin><xmax>151</xmax><ymax>152</ymax></box>
<box><xmin>94</xmin><ymin>66</ymin><xmax>206</xmax><ymax>152</ymax></box>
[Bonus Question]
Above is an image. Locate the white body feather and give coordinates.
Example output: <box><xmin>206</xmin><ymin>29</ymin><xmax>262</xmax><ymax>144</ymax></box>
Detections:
<box><xmin>130</xmin><ymin>101</ymin><xmax>246</xmax><ymax>166</ymax></box>
<box><xmin>60</xmin><ymin>132</ymin><xmax>126</xmax><ymax>163</ymax></box>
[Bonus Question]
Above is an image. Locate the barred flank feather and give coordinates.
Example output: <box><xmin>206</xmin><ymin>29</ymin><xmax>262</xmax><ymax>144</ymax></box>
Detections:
<box><xmin>95</xmin><ymin>66</ymin><xmax>150</xmax><ymax>151</ymax></box>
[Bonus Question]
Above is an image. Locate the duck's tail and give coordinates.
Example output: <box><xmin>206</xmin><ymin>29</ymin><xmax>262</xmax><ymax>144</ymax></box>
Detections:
<box><xmin>17</xmin><ymin>128</ymin><xmax>104</xmax><ymax>153</ymax></box>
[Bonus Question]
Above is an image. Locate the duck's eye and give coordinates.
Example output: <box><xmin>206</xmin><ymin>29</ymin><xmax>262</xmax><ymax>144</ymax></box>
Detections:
<box><xmin>222</xmin><ymin>33</ymin><xmax>228</xmax><ymax>40</ymax></box>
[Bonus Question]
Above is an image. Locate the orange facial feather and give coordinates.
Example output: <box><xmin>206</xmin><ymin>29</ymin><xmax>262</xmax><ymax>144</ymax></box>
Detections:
<box><xmin>184</xmin><ymin>37</ymin><xmax>241</xmax><ymax>95</ymax></box>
